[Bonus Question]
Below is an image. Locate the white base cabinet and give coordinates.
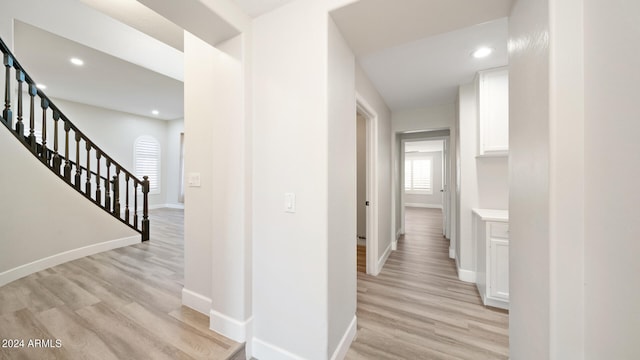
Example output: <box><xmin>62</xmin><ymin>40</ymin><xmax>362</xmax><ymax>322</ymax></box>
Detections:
<box><xmin>473</xmin><ymin>209</ymin><xmax>509</xmax><ymax>310</ymax></box>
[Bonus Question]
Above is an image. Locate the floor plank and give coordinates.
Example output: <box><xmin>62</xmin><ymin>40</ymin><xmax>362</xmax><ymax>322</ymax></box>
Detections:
<box><xmin>346</xmin><ymin>207</ymin><xmax>509</xmax><ymax>359</ymax></box>
<box><xmin>0</xmin><ymin>209</ymin><xmax>242</xmax><ymax>360</ymax></box>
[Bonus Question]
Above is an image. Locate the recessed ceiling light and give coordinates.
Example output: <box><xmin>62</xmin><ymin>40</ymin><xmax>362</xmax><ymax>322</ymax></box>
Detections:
<box><xmin>151</xmin><ymin>110</ymin><xmax>159</xmax><ymax>115</ymax></box>
<box><xmin>36</xmin><ymin>84</ymin><xmax>47</xmax><ymax>90</ymax></box>
<box><xmin>70</xmin><ymin>57</ymin><xmax>84</xmax><ymax>66</ymax></box>
<box><xmin>472</xmin><ymin>47</ymin><xmax>493</xmax><ymax>59</ymax></box>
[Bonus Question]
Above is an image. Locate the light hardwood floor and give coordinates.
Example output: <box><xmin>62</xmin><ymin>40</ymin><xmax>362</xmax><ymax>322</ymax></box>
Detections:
<box><xmin>0</xmin><ymin>208</ymin><xmax>243</xmax><ymax>360</ymax></box>
<box><xmin>347</xmin><ymin>207</ymin><xmax>509</xmax><ymax>359</ymax></box>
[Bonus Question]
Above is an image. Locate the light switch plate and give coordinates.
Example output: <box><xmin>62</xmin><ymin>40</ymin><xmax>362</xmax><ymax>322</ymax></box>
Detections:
<box><xmin>285</xmin><ymin>193</ymin><xmax>295</xmax><ymax>213</ymax></box>
<box><xmin>187</xmin><ymin>173</ymin><xmax>201</xmax><ymax>187</ymax></box>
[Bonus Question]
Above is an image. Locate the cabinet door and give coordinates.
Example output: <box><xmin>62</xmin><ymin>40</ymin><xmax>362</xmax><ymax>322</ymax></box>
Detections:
<box><xmin>478</xmin><ymin>68</ymin><xmax>509</xmax><ymax>155</ymax></box>
<box><xmin>489</xmin><ymin>238</ymin><xmax>509</xmax><ymax>300</ymax></box>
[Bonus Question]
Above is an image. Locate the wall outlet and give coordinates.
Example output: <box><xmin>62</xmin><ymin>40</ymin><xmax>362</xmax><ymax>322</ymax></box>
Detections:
<box><xmin>187</xmin><ymin>173</ymin><xmax>201</xmax><ymax>187</ymax></box>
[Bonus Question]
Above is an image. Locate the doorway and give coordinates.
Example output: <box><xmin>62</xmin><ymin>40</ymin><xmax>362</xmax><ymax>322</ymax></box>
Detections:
<box><xmin>356</xmin><ymin>95</ymin><xmax>379</xmax><ymax>275</ymax></box>
<box><xmin>399</xmin><ymin>133</ymin><xmax>452</xmax><ymax>249</ymax></box>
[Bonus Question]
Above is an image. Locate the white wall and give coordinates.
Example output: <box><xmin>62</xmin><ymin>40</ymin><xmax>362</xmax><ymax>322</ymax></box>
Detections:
<box><xmin>252</xmin><ymin>1</ymin><xmax>330</xmax><ymax>358</ymax></box>
<box><xmin>404</xmin><ymin>150</ymin><xmax>443</xmax><ymax>207</ymax></box>
<box><xmin>355</xmin><ymin>64</ymin><xmax>392</xmax><ymax>266</ymax></box>
<box><xmin>165</xmin><ymin>118</ymin><xmax>184</xmax><ymax>206</ymax></box>
<box><xmin>183</xmin><ymin>32</ymin><xmax>215</xmax><ymax>314</ymax></box>
<box><xmin>583</xmin><ymin>0</ymin><xmax>640</xmax><ymax>358</ymax></box>
<box><xmin>509</xmin><ymin>0</ymin><xmax>551</xmax><ymax>358</ymax></box>
<box><xmin>456</xmin><ymin>84</ymin><xmax>479</xmax><ymax>276</ymax></box>
<box><xmin>327</xmin><ymin>16</ymin><xmax>357</xmax><ymax>357</ymax></box>
<box><xmin>0</xmin><ymin>122</ymin><xmax>138</xmax><ymax>283</ymax></box>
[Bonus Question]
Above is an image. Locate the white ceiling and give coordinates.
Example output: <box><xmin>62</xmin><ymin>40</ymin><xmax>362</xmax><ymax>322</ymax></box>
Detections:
<box><xmin>13</xmin><ymin>21</ymin><xmax>184</xmax><ymax>121</ymax></box>
<box><xmin>332</xmin><ymin>0</ymin><xmax>512</xmax><ymax>111</ymax></box>
<box><xmin>405</xmin><ymin>140</ymin><xmax>443</xmax><ymax>153</ymax></box>
<box><xmin>79</xmin><ymin>0</ymin><xmax>184</xmax><ymax>51</ymax></box>
<box><xmin>232</xmin><ymin>0</ymin><xmax>297</xmax><ymax>18</ymax></box>
<box><xmin>14</xmin><ymin>0</ymin><xmax>513</xmax><ymax>123</ymax></box>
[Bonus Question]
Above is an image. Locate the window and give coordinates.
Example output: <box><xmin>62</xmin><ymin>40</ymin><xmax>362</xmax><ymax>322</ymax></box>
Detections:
<box><xmin>134</xmin><ymin>135</ymin><xmax>161</xmax><ymax>194</ymax></box>
<box><xmin>405</xmin><ymin>157</ymin><xmax>432</xmax><ymax>194</ymax></box>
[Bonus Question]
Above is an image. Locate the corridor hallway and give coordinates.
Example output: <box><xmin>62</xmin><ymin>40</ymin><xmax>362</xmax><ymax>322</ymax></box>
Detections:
<box><xmin>347</xmin><ymin>207</ymin><xmax>509</xmax><ymax>359</ymax></box>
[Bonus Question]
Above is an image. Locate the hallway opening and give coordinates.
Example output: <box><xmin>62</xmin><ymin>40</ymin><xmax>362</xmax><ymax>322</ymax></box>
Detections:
<box><xmin>347</xmin><ymin>206</ymin><xmax>509</xmax><ymax>359</ymax></box>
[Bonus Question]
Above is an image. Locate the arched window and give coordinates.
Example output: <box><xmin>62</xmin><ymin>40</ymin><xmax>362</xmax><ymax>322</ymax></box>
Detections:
<box><xmin>134</xmin><ymin>135</ymin><xmax>161</xmax><ymax>194</ymax></box>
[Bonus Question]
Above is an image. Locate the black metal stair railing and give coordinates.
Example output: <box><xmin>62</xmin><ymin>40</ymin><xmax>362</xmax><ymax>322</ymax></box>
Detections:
<box><xmin>0</xmin><ymin>37</ymin><xmax>149</xmax><ymax>241</ymax></box>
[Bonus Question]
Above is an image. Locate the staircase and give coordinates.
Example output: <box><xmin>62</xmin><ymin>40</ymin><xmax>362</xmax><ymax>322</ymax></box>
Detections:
<box><xmin>0</xmin><ymin>37</ymin><xmax>149</xmax><ymax>241</ymax></box>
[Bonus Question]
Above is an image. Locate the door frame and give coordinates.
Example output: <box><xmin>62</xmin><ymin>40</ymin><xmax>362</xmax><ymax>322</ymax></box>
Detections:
<box><xmin>356</xmin><ymin>93</ymin><xmax>379</xmax><ymax>275</ymax></box>
<box><xmin>399</xmin><ymin>134</ymin><xmax>451</xmax><ymax>244</ymax></box>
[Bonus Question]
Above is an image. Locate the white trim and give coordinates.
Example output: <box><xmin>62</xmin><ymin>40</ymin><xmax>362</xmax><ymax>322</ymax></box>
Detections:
<box><xmin>396</xmin><ymin>229</ymin><xmax>402</xmax><ymax>240</ymax></box>
<box><xmin>0</xmin><ymin>235</ymin><xmax>139</xmax><ymax>287</ymax></box>
<box><xmin>456</xmin><ymin>262</ymin><xmax>477</xmax><ymax>283</ymax></box>
<box><xmin>357</xmin><ymin>93</ymin><xmax>379</xmax><ymax>277</ymax></box>
<box><xmin>252</xmin><ymin>338</ymin><xmax>306</xmax><ymax>360</ymax></box>
<box><xmin>449</xmin><ymin>247</ymin><xmax>456</xmax><ymax>259</ymax></box>
<box><xmin>165</xmin><ymin>203</ymin><xmax>185</xmax><ymax>209</ymax></box>
<box><xmin>330</xmin><ymin>316</ymin><xmax>357</xmax><ymax>360</ymax></box>
<box><xmin>181</xmin><ymin>288</ymin><xmax>212</xmax><ymax>315</ymax></box>
<box><xmin>375</xmin><ymin>242</ymin><xmax>392</xmax><ymax>275</ymax></box>
<box><xmin>356</xmin><ymin>237</ymin><xmax>366</xmax><ymax>246</ymax></box>
<box><xmin>404</xmin><ymin>203</ymin><xmax>443</xmax><ymax>209</ymax></box>
<box><xmin>484</xmin><ymin>296</ymin><xmax>509</xmax><ymax>310</ymax></box>
<box><xmin>148</xmin><ymin>203</ymin><xmax>185</xmax><ymax>210</ymax></box>
<box><xmin>209</xmin><ymin>310</ymin><xmax>251</xmax><ymax>343</ymax></box>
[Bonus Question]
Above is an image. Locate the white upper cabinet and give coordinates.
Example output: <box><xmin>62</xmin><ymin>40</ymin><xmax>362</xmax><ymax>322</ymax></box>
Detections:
<box><xmin>476</xmin><ymin>67</ymin><xmax>509</xmax><ymax>156</ymax></box>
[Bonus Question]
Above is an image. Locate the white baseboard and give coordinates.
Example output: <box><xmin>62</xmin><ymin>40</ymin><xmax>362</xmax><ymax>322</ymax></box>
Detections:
<box><xmin>0</xmin><ymin>235</ymin><xmax>139</xmax><ymax>287</ymax></box>
<box><xmin>405</xmin><ymin>203</ymin><xmax>443</xmax><ymax>209</ymax></box>
<box><xmin>396</xmin><ymin>229</ymin><xmax>402</xmax><ymax>239</ymax></box>
<box><xmin>449</xmin><ymin>247</ymin><xmax>456</xmax><ymax>259</ymax></box>
<box><xmin>181</xmin><ymin>288</ymin><xmax>212</xmax><ymax>315</ymax></box>
<box><xmin>356</xmin><ymin>237</ymin><xmax>366</xmax><ymax>246</ymax></box>
<box><xmin>210</xmin><ymin>310</ymin><xmax>252</xmax><ymax>343</ymax></box>
<box><xmin>148</xmin><ymin>203</ymin><xmax>185</xmax><ymax>210</ymax></box>
<box><xmin>252</xmin><ymin>338</ymin><xmax>306</xmax><ymax>360</ymax></box>
<box><xmin>456</xmin><ymin>263</ymin><xmax>476</xmax><ymax>283</ymax></box>
<box><xmin>165</xmin><ymin>203</ymin><xmax>185</xmax><ymax>209</ymax></box>
<box><xmin>376</xmin><ymin>242</ymin><xmax>392</xmax><ymax>274</ymax></box>
<box><xmin>330</xmin><ymin>315</ymin><xmax>357</xmax><ymax>360</ymax></box>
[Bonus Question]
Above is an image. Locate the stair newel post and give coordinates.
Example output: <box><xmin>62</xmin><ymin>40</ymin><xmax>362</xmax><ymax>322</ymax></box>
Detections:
<box><xmin>74</xmin><ymin>132</ymin><xmax>81</xmax><ymax>190</ymax></box>
<box><xmin>27</xmin><ymin>84</ymin><xmax>36</xmax><ymax>152</ymax></box>
<box><xmin>134</xmin><ymin>181</ymin><xmax>139</xmax><ymax>229</ymax></box>
<box><xmin>96</xmin><ymin>152</ymin><xmax>102</xmax><ymax>203</ymax></box>
<box><xmin>85</xmin><ymin>141</ymin><xmax>91</xmax><ymax>196</ymax></box>
<box><xmin>52</xmin><ymin>110</ymin><xmax>61</xmax><ymax>174</ymax></box>
<box><xmin>15</xmin><ymin>69</ymin><xmax>24</xmax><ymax>135</ymax></box>
<box><xmin>113</xmin><ymin>168</ymin><xmax>121</xmax><ymax>216</ymax></box>
<box><xmin>63</xmin><ymin>121</ymin><xmax>71</xmax><ymax>181</ymax></box>
<box><xmin>3</xmin><ymin>54</ymin><xmax>12</xmax><ymax>127</ymax></box>
<box><xmin>142</xmin><ymin>175</ymin><xmax>150</xmax><ymax>241</ymax></box>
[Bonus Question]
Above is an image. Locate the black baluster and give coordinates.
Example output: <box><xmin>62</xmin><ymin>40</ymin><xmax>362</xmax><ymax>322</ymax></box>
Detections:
<box><xmin>75</xmin><ymin>132</ymin><xmax>81</xmax><ymax>190</ymax></box>
<box><xmin>105</xmin><ymin>160</ymin><xmax>111</xmax><ymax>212</ymax></box>
<box><xmin>96</xmin><ymin>152</ymin><xmax>102</xmax><ymax>203</ymax></box>
<box><xmin>112</xmin><ymin>170</ymin><xmax>121</xmax><ymax>216</ymax></box>
<box><xmin>40</xmin><ymin>98</ymin><xmax>49</xmax><ymax>162</ymax></box>
<box><xmin>3</xmin><ymin>54</ymin><xmax>12</xmax><ymax>127</ymax></box>
<box><xmin>15</xmin><ymin>70</ymin><xmax>24</xmax><ymax>135</ymax></box>
<box><xmin>125</xmin><ymin>174</ymin><xmax>130</xmax><ymax>223</ymax></box>
<box><xmin>134</xmin><ymin>181</ymin><xmax>139</xmax><ymax>229</ymax></box>
<box><xmin>63</xmin><ymin>121</ymin><xmax>71</xmax><ymax>181</ymax></box>
<box><xmin>52</xmin><ymin>110</ymin><xmax>61</xmax><ymax>174</ymax></box>
<box><xmin>27</xmin><ymin>84</ymin><xmax>36</xmax><ymax>152</ymax></box>
<box><xmin>85</xmin><ymin>141</ymin><xmax>91</xmax><ymax>196</ymax></box>
<box><xmin>142</xmin><ymin>176</ymin><xmax>150</xmax><ymax>241</ymax></box>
